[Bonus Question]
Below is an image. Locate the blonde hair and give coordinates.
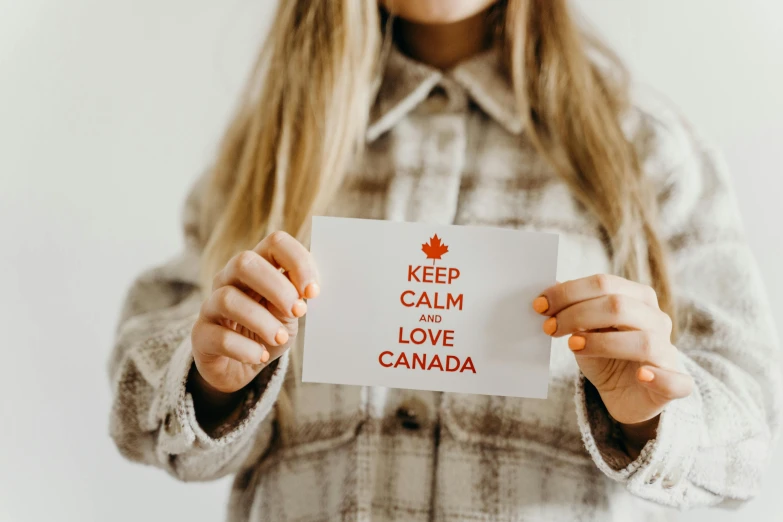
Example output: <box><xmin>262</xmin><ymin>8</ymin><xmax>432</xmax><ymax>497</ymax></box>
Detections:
<box><xmin>198</xmin><ymin>0</ymin><xmax>676</xmax><ymax>431</ymax></box>
<box><xmin>199</xmin><ymin>0</ymin><xmax>382</xmax><ymax>273</ymax></box>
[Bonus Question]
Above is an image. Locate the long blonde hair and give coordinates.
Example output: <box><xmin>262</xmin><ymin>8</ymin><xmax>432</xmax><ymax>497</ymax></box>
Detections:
<box><xmin>199</xmin><ymin>0</ymin><xmax>676</xmax><ymax>352</ymax></box>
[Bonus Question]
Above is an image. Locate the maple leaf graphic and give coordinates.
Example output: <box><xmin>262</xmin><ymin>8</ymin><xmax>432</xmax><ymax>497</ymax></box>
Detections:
<box><xmin>422</xmin><ymin>234</ymin><xmax>449</xmax><ymax>265</ymax></box>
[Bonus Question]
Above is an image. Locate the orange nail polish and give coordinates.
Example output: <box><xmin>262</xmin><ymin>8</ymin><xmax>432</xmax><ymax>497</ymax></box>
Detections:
<box><xmin>532</xmin><ymin>296</ymin><xmax>549</xmax><ymax>314</ymax></box>
<box><xmin>292</xmin><ymin>300</ymin><xmax>307</xmax><ymax>318</ymax></box>
<box><xmin>543</xmin><ymin>317</ymin><xmax>557</xmax><ymax>336</ymax></box>
<box><xmin>274</xmin><ymin>328</ymin><xmax>289</xmax><ymax>345</ymax></box>
<box><xmin>260</xmin><ymin>350</ymin><xmax>270</xmax><ymax>363</ymax></box>
<box><xmin>637</xmin><ymin>367</ymin><xmax>655</xmax><ymax>382</ymax></box>
<box><xmin>304</xmin><ymin>283</ymin><xmax>320</xmax><ymax>299</ymax></box>
<box><xmin>568</xmin><ymin>335</ymin><xmax>586</xmax><ymax>351</ymax></box>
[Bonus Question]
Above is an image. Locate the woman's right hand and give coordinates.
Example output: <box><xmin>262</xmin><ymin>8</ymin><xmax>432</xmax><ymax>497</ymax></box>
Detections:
<box><xmin>190</xmin><ymin>231</ymin><xmax>319</xmax><ymax>400</ymax></box>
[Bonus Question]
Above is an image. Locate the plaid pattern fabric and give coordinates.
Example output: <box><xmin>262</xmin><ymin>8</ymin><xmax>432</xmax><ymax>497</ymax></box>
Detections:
<box><xmin>109</xmin><ymin>47</ymin><xmax>781</xmax><ymax>521</ymax></box>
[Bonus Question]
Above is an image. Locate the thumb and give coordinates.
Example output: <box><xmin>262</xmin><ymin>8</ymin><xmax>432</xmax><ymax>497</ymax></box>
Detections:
<box><xmin>636</xmin><ymin>365</ymin><xmax>694</xmax><ymax>401</ymax></box>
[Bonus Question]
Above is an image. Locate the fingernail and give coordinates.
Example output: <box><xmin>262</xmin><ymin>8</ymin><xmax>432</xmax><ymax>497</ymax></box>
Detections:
<box><xmin>260</xmin><ymin>350</ymin><xmax>270</xmax><ymax>363</ymax></box>
<box><xmin>292</xmin><ymin>300</ymin><xmax>307</xmax><ymax>318</ymax></box>
<box><xmin>637</xmin><ymin>367</ymin><xmax>655</xmax><ymax>382</ymax></box>
<box><xmin>568</xmin><ymin>335</ymin><xmax>586</xmax><ymax>351</ymax></box>
<box><xmin>532</xmin><ymin>296</ymin><xmax>549</xmax><ymax>314</ymax></box>
<box><xmin>274</xmin><ymin>328</ymin><xmax>289</xmax><ymax>345</ymax></box>
<box><xmin>543</xmin><ymin>317</ymin><xmax>557</xmax><ymax>336</ymax></box>
<box><xmin>304</xmin><ymin>282</ymin><xmax>320</xmax><ymax>299</ymax></box>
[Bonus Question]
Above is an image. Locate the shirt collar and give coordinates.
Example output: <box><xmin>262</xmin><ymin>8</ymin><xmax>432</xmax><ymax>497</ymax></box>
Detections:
<box><xmin>366</xmin><ymin>45</ymin><xmax>524</xmax><ymax>142</ymax></box>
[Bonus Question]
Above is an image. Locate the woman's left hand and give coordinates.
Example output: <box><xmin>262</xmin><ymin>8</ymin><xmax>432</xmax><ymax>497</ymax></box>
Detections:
<box><xmin>533</xmin><ymin>274</ymin><xmax>694</xmax><ymax>452</ymax></box>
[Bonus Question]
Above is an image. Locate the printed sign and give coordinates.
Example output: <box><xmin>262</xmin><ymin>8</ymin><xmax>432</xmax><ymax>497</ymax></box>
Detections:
<box><xmin>302</xmin><ymin>217</ymin><xmax>559</xmax><ymax>398</ymax></box>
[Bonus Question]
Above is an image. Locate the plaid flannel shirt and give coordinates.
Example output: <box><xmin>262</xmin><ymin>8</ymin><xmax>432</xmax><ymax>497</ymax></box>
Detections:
<box><xmin>109</xmin><ymin>46</ymin><xmax>781</xmax><ymax>522</ymax></box>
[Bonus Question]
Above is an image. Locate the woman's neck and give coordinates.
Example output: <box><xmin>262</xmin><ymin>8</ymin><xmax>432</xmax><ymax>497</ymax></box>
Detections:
<box><xmin>393</xmin><ymin>9</ymin><xmax>494</xmax><ymax>70</ymax></box>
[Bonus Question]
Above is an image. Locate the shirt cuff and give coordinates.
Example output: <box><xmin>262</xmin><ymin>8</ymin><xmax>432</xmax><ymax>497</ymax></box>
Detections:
<box><xmin>574</xmin><ymin>368</ymin><xmax>707</xmax><ymax>506</ymax></box>
<box><xmin>157</xmin><ymin>335</ymin><xmax>288</xmax><ymax>455</ymax></box>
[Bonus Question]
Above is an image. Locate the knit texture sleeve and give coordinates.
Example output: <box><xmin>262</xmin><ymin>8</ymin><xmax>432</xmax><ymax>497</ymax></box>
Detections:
<box><xmin>575</xmin><ymin>98</ymin><xmax>782</xmax><ymax>508</ymax></box>
<box><xmin>108</xmin><ymin>173</ymin><xmax>286</xmax><ymax>482</ymax></box>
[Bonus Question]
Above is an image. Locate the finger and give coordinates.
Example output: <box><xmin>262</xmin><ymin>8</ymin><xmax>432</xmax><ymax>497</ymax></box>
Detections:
<box><xmin>213</xmin><ymin>250</ymin><xmax>306</xmax><ymax>319</ymax></box>
<box><xmin>567</xmin><ymin>331</ymin><xmax>675</xmax><ymax>366</ymax></box>
<box><xmin>202</xmin><ymin>286</ymin><xmax>290</xmax><ymax>348</ymax></box>
<box><xmin>255</xmin><ymin>231</ymin><xmax>320</xmax><ymax>299</ymax></box>
<box><xmin>543</xmin><ymin>295</ymin><xmax>672</xmax><ymax>337</ymax></box>
<box><xmin>192</xmin><ymin>320</ymin><xmax>268</xmax><ymax>365</ymax></box>
<box><xmin>636</xmin><ymin>365</ymin><xmax>694</xmax><ymax>400</ymax></box>
<box><xmin>534</xmin><ymin>274</ymin><xmax>659</xmax><ymax>316</ymax></box>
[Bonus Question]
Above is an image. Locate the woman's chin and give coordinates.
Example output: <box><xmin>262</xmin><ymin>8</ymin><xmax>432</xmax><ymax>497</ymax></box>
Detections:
<box><xmin>380</xmin><ymin>0</ymin><xmax>497</xmax><ymax>25</ymax></box>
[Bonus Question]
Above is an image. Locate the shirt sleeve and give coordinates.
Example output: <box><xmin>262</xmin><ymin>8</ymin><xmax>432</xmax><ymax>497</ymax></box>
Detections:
<box><xmin>107</xmin><ymin>172</ymin><xmax>287</xmax><ymax>482</ymax></box>
<box><xmin>575</xmin><ymin>99</ymin><xmax>782</xmax><ymax>508</ymax></box>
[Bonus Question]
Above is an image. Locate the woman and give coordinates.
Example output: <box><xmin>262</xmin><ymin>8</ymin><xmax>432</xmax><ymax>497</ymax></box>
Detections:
<box><xmin>109</xmin><ymin>0</ymin><xmax>781</xmax><ymax>520</ymax></box>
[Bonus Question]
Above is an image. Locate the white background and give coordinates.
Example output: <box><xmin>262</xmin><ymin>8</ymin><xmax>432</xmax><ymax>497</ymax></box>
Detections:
<box><xmin>0</xmin><ymin>0</ymin><xmax>781</xmax><ymax>521</ymax></box>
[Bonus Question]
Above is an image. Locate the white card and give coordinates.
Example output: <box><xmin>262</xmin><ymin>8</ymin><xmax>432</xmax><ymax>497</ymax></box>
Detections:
<box><xmin>302</xmin><ymin>217</ymin><xmax>559</xmax><ymax>399</ymax></box>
